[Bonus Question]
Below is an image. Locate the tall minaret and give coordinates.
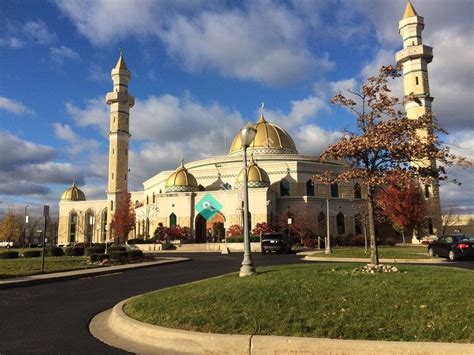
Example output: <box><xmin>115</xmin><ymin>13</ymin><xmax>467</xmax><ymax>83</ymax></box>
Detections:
<box><xmin>105</xmin><ymin>51</ymin><xmax>135</xmax><ymax>230</ymax></box>
<box><xmin>396</xmin><ymin>1</ymin><xmax>442</xmax><ymax>237</ymax></box>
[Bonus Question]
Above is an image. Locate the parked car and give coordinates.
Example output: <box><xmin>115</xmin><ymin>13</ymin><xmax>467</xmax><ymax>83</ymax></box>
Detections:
<box><xmin>428</xmin><ymin>234</ymin><xmax>474</xmax><ymax>261</ymax></box>
<box><xmin>261</xmin><ymin>233</ymin><xmax>292</xmax><ymax>254</ymax></box>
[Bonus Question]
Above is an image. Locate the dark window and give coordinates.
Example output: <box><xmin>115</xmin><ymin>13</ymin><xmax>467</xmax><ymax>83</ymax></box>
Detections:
<box><xmin>110</xmin><ymin>200</ymin><xmax>114</xmax><ymax>212</ymax></box>
<box><xmin>146</xmin><ymin>195</ymin><xmax>149</xmax><ymax>204</ymax></box>
<box><xmin>354</xmin><ymin>183</ymin><xmax>361</xmax><ymax>199</ymax></box>
<box><xmin>355</xmin><ymin>214</ymin><xmax>363</xmax><ymax>235</ymax></box>
<box><xmin>280</xmin><ymin>179</ymin><xmax>290</xmax><ymax>196</ymax></box>
<box><xmin>428</xmin><ymin>218</ymin><xmax>434</xmax><ymax>235</ymax></box>
<box><xmin>306</xmin><ymin>180</ymin><xmax>315</xmax><ymax>196</ymax></box>
<box><xmin>317</xmin><ymin>212</ymin><xmax>326</xmax><ymax>236</ymax></box>
<box><xmin>101</xmin><ymin>209</ymin><xmax>107</xmax><ymax>241</ymax></box>
<box><xmin>416</xmin><ymin>76</ymin><xmax>419</xmax><ymax>85</ymax></box>
<box><xmin>337</xmin><ymin>212</ymin><xmax>345</xmax><ymax>235</ymax></box>
<box><xmin>69</xmin><ymin>212</ymin><xmax>77</xmax><ymax>243</ymax></box>
<box><xmin>152</xmin><ymin>192</ymin><xmax>155</xmax><ymax>203</ymax></box>
<box><xmin>424</xmin><ymin>184</ymin><xmax>430</xmax><ymax>198</ymax></box>
<box><xmin>330</xmin><ymin>183</ymin><xmax>339</xmax><ymax>198</ymax></box>
<box><xmin>169</xmin><ymin>213</ymin><xmax>177</xmax><ymax>228</ymax></box>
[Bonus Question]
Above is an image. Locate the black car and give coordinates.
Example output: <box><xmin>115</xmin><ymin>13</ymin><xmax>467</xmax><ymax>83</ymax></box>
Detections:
<box><xmin>428</xmin><ymin>234</ymin><xmax>474</xmax><ymax>261</ymax></box>
<box><xmin>261</xmin><ymin>233</ymin><xmax>292</xmax><ymax>254</ymax></box>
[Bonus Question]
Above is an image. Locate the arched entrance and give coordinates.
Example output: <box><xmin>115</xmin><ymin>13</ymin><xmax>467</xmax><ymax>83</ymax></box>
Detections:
<box><xmin>206</xmin><ymin>212</ymin><xmax>226</xmax><ymax>242</ymax></box>
<box><xmin>195</xmin><ymin>214</ymin><xmax>207</xmax><ymax>243</ymax></box>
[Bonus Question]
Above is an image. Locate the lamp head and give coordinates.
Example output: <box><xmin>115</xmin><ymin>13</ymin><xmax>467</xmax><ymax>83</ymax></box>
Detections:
<box><xmin>240</xmin><ymin>123</ymin><xmax>257</xmax><ymax>148</ymax></box>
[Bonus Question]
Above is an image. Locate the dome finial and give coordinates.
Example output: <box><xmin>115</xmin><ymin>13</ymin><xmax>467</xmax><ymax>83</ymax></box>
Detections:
<box><xmin>180</xmin><ymin>153</ymin><xmax>185</xmax><ymax>168</ymax></box>
<box><xmin>72</xmin><ymin>176</ymin><xmax>76</xmax><ymax>187</ymax></box>
<box><xmin>258</xmin><ymin>102</ymin><xmax>267</xmax><ymax>123</ymax></box>
<box><xmin>403</xmin><ymin>1</ymin><xmax>418</xmax><ymax>19</ymax></box>
<box><xmin>115</xmin><ymin>48</ymin><xmax>128</xmax><ymax>70</ymax></box>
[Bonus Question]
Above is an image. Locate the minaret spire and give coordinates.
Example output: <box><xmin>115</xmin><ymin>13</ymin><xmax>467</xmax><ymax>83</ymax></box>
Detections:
<box><xmin>396</xmin><ymin>1</ymin><xmax>442</xmax><ymax>238</ymax></box>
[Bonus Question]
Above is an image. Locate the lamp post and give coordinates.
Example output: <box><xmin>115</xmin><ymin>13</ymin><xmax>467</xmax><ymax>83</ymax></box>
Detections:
<box><xmin>325</xmin><ymin>198</ymin><xmax>332</xmax><ymax>254</ymax></box>
<box><xmin>24</xmin><ymin>205</ymin><xmax>29</xmax><ymax>246</ymax></box>
<box><xmin>239</xmin><ymin>123</ymin><xmax>257</xmax><ymax>277</ymax></box>
<box><xmin>89</xmin><ymin>215</ymin><xmax>95</xmax><ymax>248</ymax></box>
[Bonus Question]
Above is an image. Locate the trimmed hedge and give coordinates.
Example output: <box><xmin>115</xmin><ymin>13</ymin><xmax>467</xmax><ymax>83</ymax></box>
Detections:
<box><xmin>85</xmin><ymin>246</ymin><xmax>105</xmax><ymax>256</ymax></box>
<box><xmin>23</xmin><ymin>250</ymin><xmax>42</xmax><ymax>258</ymax></box>
<box><xmin>161</xmin><ymin>243</ymin><xmax>176</xmax><ymax>250</ymax></box>
<box><xmin>226</xmin><ymin>236</ymin><xmax>261</xmax><ymax>243</ymax></box>
<box><xmin>0</xmin><ymin>251</ymin><xmax>19</xmax><ymax>259</ymax></box>
<box><xmin>65</xmin><ymin>246</ymin><xmax>85</xmax><ymax>256</ymax></box>
<box><xmin>110</xmin><ymin>251</ymin><xmax>127</xmax><ymax>261</ymax></box>
<box><xmin>90</xmin><ymin>253</ymin><xmax>111</xmax><ymax>263</ymax></box>
<box><xmin>128</xmin><ymin>237</ymin><xmax>157</xmax><ymax>245</ymax></box>
<box><xmin>108</xmin><ymin>246</ymin><xmax>126</xmax><ymax>252</ymax></box>
<box><xmin>46</xmin><ymin>247</ymin><xmax>64</xmax><ymax>257</ymax></box>
<box><xmin>126</xmin><ymin>250</ymin><xmax>143</xmax><ymax>259</ymax></box>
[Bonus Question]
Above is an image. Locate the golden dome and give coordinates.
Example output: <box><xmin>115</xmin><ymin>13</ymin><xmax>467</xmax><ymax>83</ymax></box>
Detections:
<box><xmin>165</xmin><ymin>161</ymin><xmax>199</xmax><ymax>193</ymax></box>
<box><xmin>61</xmin><ymin>181</ymin><xmax>86</xmax><ymax>201</ymax></box>
<box><xmin>235</xmin><ymin>156</ymin><xmax>270</xmax><ymax>188</ymax></box>
<box><xmin>229</xmin><ymin>114</ymin><xmax>298</xmax><ymax>155</ymax></box>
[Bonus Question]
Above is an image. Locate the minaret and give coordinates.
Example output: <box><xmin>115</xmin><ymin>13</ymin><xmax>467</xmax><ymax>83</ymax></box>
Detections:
<box><xmin>396</xmin><ymin>1</ymin><xmax>442</xmax><ymax>237</ymax></box>
<box><xmin>105</xmin><ymin>51</ymin><xmax>135</xmax><ymax>231</ymax></box>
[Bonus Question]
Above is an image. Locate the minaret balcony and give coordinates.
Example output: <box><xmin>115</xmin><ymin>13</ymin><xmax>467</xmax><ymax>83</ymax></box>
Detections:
<box><xmin>396</xmin><ymin>44</ymin><xmax>433</xmax><ymax>64</ymax></box>
<box><xmin>106</xmin><ymin>92</ymin><xmax>135</xmax><ymax>107</ymax></box>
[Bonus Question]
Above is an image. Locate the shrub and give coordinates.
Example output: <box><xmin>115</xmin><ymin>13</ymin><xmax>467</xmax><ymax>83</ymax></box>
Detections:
<box><xmin>46</xmin><ymin>247</ymin><xmax>64</xmax><ymax>257</ymax></box>
<box><xmin>226</xmin><ymin>236</ymin><xmax>261</xmax><ymax>243</ymax></box>
<box><xmin>85</xmin><ymin>246</ymin><xmax>105</xmax><ymax>256</ymax></box>
<box><xmin>353</xmin><ymin>234</ymin><xmax>366</xmax><ymax>247</ymax></box>
<box><xmin>161</xmin><ymin>243</ymin><xmax>176</xmax><ymax>250</ymax></box>
<box><xmin>108</xmin><ymin>246</ymin><xmax>126</xmax><ymax>252</ymax></box>
<box><xmin>65</xmin><ymin>247</ymin><xmax>85</xmax><ymax>256</ymax></box>
<box><xmin>90</xmin><ymin>253</ymin><xmax>111</xmax><ymax>263</ymax></box>
<box><xmin>110</xmin><ymin>251</ymin><xmax>127</xmax><ymax>261</ymax></box>
<box><xmin>23</xmin><ymin>250</ymin><xmax>42</xmax><ymax>258</ymax></box>
<box><xmin>126</xmin><ymin>250</ymin><xmax>143</xmax><ymax>259</ymax></box>
<box><xmin>227</xmin><ymin>224</ymin><xmax>242</xmax><ymax>237</ymax></box>
<box><xmin>0</xmin><ymin>251</ymin><xmax>19</xmax><ymax>259</ymax></box>
<box><xmin>127</xmin><ymin>238</ymin><xmax>144</xmax><ymax>245</ymax></box>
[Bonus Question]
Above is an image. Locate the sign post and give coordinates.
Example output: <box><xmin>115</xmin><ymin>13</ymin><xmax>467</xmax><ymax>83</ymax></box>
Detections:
<box><xmin>42</xmin><ymin>205</ymin><xmax>49</xmax><ymax>273</ymax></box>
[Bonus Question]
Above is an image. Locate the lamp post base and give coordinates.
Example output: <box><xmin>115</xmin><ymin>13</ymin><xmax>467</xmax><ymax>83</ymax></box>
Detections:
<box><xmin>325</xmin><ymin>248</ymin><xmax>332</xmax><ymax>255</ymax></box>
<box><xmin>239</xmin><ymin>264</ymin><xmax>256</xmax><ymax>277</ymax></box>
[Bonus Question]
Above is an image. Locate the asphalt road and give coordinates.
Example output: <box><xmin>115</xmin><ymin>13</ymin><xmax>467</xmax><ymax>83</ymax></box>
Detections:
<box><xmin>0</xmin><ymin>253</ymin><xmax>472</xmax><ymax>354</ymax></box>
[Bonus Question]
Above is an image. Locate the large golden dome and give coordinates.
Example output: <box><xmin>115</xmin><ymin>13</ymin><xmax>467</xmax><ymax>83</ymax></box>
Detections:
<box><xmin>229</xmin><ymin>114</ymin><xmax>298</xmax><ymax>155</ymax></box>
<box><xmin>235</xmin><ymin>156</ymin><xmax>270</xmax><ymax>188</ymax></box>
<box><xmin>165</xmin><ymin>161</ymin><xmax>199</xmax><ymax>193</ymax></box>
<box><xmin>61</xmin><ymin>181</ymin><xmax>86</xmax><ymax>201</ymax></box>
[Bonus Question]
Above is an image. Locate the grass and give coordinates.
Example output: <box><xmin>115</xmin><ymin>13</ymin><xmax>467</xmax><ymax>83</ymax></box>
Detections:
<box><xmin>311</xmin><ymin>245</ymin><xmax>432</xmax><ymax>259</ymax></box>
<box><xmin>124</xmin><ymin>263</ymin><xmax>474</xmax><ymax>343</ymax></box>
<box><xmin>0</xmin><ymin>252</ymin><xmax>100</xmax><ymax>279</ymax></box>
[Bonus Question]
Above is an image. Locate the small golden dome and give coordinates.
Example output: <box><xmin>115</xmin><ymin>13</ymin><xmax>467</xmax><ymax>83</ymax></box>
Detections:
<box><xmin>235</xmin><ymin>156</ymin><xmax>270</xmax><ymax>188</ymax></box>
<box><xmin>61</xmin><ymin>181</ymin><xmax>86</xmax><ymax>201</ymax></box>
<box><xmin>165</xmin><ymin>160</ymin><xmax>198</xmax><ymax>193</ymax></box>
<box><xmin>229</xmin><ymin>114</ymin><xmax>298</xmax><ymax>156</ymax></box>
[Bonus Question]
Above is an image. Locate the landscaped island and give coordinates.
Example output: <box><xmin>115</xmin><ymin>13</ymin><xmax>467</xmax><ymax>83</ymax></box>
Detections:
<box><xmin>124</xmin><ymin>263</ymin><xmax>474</xmax><ymax>343</ymax></box>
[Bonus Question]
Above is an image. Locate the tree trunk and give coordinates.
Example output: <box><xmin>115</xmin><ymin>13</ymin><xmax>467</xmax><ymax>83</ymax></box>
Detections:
<box><xmin>401</xmin><ymin>230</ymin><xmax>406</xmax><ymax>246</ymax></box>
<box><xmin>367</xmin><ymin>189</ymin><xmax>379</xmax><ymax>265</ymax></box>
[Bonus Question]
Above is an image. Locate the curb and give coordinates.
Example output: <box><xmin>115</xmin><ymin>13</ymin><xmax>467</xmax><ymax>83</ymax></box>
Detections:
<box><xmin>303</xmin><ymin>256</ymin><xmax>447</xmax><ymax>264</ymax></box>
<box><xmin>90</xmin><ymin>297</ymin><xmax>474</xmax><ymax>355</ymax></box>
<box><xmin>0</xmin><ymin>257</ymin><xmax>190</xmax><ymax>290</ymax></box>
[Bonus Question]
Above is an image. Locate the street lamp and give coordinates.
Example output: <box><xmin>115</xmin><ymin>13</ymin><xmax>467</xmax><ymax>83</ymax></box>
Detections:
<box><xmin>325</xmin><ymin>198</ymin><xmax>332</xmax><ymax>254</ymax></box>
<box><xmin>24</xmin><ymin>205</ymin><xmax>29</xmax><ymax>246</ymax></box>
<box><xmin>89</xmin><ymin>215</ymin><xmax>95</xmax><ymax>248</ymax></box>
<box><xmin>239</xmin><ymin>122</ymin><xmax>257</xmax><ymax>277</ymax></box>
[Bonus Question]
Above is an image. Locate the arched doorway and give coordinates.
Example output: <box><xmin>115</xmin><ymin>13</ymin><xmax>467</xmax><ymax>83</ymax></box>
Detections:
<box><xmin>206</xmin><ymin>212</ymin><xmax>226</xmax><ymax>242</ymax></box>
<box><xmin>195</xmin><ymin>214</ymin><xmax>207</xmax><ymax>243</ymax></box>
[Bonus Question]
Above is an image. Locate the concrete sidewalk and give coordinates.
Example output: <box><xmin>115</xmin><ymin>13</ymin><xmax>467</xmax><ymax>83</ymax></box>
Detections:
<box><xmin>90</xmin><ymin>298</ymin><xmax>474</xmax><ymax>354</ymax></box>
<box><xmin>0</xmin><ymin>257</ymin><xmax>189</xmax><ymax>289</ymax></box>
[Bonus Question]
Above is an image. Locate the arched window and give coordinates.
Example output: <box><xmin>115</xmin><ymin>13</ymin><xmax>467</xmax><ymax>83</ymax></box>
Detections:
<box><xmin>68</xmin><ymin>211</ymin><xmax>78</xmax><ymax>243</ymax></box>
<box><xmin>355</xmin><ymin>213</ymin><xmax>363</xmax><ymax>235</ymax></box>
<box><xmin>336</xmin><ymin>212</ymin><xmax>345</xmax><ymax>235</ymax></box>
<box><xmin>280</xmin><ymin>179</ymin><xmax>290</xmax><ymax>196</ymax></box>
<box><xmin>85</xmin><ymin>210</ymin><xmax>94</xmax><ymax>243</ymax></box>
<box><xmin>306</xmin><ymin>179</ymin><xmax>314</xmax><ymax>196</ymax></box>
<box><xmin>101</xmin><ymin>209</ymin><xmax>107</xmax><ymax>241</ymax></box>
<box><xmin>330</xmin><ymin>183</ymin><xmax>339</xmax><ymax>198</ymax></box>
<box><xmin>424</xmin><ymin>184</ymin><xmax>430</xmax><ymax>198</ymax></box>
<box><xmin>354</xmin><ymin>183</ymin><xmax>361</xmax><ymax>199</ymax></box>
<box><xmin>146</xmin><ymin>195</ymin><xmax>149</xmax><ymax>204</ymax></box>
<box><xmin>317</xmin><ymin>212</ymin><xmax>326</xmax><ymax>236</ymax></box>
<box><xmin>169</xmin><ymin>213</ymin><xmax>177</xmax><ymax>228</ymax></box>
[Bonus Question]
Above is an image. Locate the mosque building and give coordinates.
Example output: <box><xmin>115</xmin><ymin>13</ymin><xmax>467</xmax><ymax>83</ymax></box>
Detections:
<box><xmin>57</xmin><ymin>1</ymin><xmax>441</xmax><ymax>245</ymax></box>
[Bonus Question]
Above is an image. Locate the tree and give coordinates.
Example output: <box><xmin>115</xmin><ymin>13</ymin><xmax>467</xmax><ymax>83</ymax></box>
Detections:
<box><xmin>227</xmin><ymin>224</ymin><xmax>242</xmax><ymax>237</ymax></box>
<box><xmin>252</xmin><ymin>222</ymin><xmax>274</xmax><ymax>236</ymax></box>
<box><xmin>110</xmin><ymin>193</ymin><xmax>136</xmax><ymax>245</ymax></box>
<box><xmin>0</xmin><ymin>209</ymin><xmax>23</xmax><ymax>243</ymax></box>
<box><xmin>377</xmin><ymin>181</ymin><xmax>425</xmax><ymax>245</ymax></box>
<box><xmin>316</xmin><ymin>65</ymin><xmax>470</xmax><ymax>265</ymax></box>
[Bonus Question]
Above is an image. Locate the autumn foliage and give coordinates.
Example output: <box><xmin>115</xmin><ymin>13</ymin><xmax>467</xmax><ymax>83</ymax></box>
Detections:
<box><xmin>377</xmin><ymin>181</ymin><xmax>425</xmax><ymax>245</ymax></box>
<box><xmin>0</xmin><ymin>209</ymin><xmax>23</xmax><ymax>243</ymax></box>
<box><xmin>227</xmin><ymin>224</ymin><xmax>242</xmax><ymax>237</ymax></box>
<box><xmin>252</xmin><ymin>222</ymin><xmax>274</xmax><ymax>236</ymax></box>
<box><xmin>110</xmin><ymin>193</ymin><xmax>136</xmax><ymax>244</ymax></box>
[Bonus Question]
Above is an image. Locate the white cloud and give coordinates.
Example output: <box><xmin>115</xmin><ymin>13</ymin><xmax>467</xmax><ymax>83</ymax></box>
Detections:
<box><xmin>0</xmin><ymin>96</ymin><xmax>35</xmax><ymax>116</ymax></box>
<box><xmin>292</xmin><ymin>125</ymin><xmax>343</xmax><ymax>156</ymax></box>
<box><xmin>0</xmin><ymin>37</ymin><xmax>23</xmax><ymax>49</ymax></box>
<box><xmin>23</xmin><ymin>20</ymin><xmax>57</xmax><ymax>45</ymax></box>
<box><xmin>49</xmin><ymin>45</ymin><xmax>81</xmax><ymax>64</ymax></box>
<box><xmin>65</xmin><ymin>97</ymin><xmax>108</xmax><ymax>134</ymax></box>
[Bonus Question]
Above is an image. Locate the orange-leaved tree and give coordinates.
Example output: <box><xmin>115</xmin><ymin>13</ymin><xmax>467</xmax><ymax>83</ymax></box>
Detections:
<box><xmin>110</xmin><ymin>193</ymin><xmax>136</xmax><ymax>245</ymax></box>
<box><xmin>377</xmin><ymin>181</ymin><xmax>425</xmax><ymax>245</ymax></box>
<box><xmin>316</xmin><ymin>65</ymin><xmax>470</xmax><ymax>265</ymax></box>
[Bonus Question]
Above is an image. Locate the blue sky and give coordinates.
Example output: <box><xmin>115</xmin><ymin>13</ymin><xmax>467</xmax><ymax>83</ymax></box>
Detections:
<box><xmin>1</xmin><ymin>0</ymin><xmax>473</xmax><ymax>216</ymax></box>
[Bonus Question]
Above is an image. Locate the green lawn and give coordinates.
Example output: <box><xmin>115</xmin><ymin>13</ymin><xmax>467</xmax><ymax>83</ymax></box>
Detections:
<box><xmin>312</xmin><ymin>245</ymin><xmax>431</xmax><ymax>259</ymax></box>
<box><xmin>124</xmin><ymin>263</ymin><xmax>474</xmax><ymax>343</ymax></box>
<box><xmin>0</xmin><ymin>255</ymin><xmax>100</xmax><ymax>279</ymax></box>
